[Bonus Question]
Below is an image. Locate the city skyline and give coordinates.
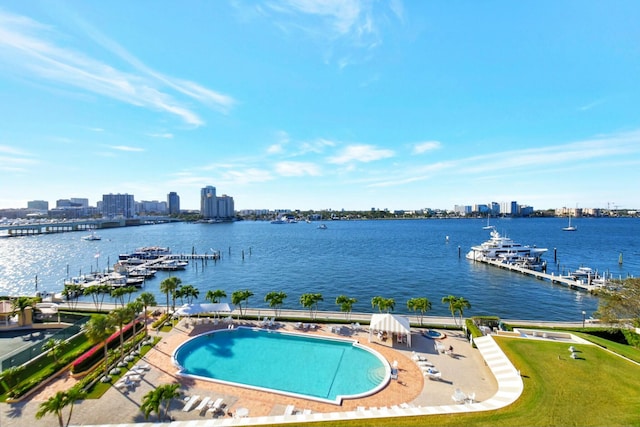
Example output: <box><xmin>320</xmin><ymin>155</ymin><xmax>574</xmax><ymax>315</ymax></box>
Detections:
<box><xmin>1</xmin><ymin>2</ymin><xmax>640</xmax><ymax>211</ymax></box>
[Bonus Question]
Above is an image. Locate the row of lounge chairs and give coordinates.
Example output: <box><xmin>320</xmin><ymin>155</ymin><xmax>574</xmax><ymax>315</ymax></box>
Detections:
<box><xmin>182</xmin><ymin>395</ymin><xmax>226</xmax><ymax>416</ymax></box>
<box><xmin>283</xmin><ymin>404</ymin><xmax>312</xmax><ymax>416</ymax></box>
<box><xmin>113</xmin><ymin>364</ymin><xmax>151</xmax><ymax>392</ymax></box>
<box><xmin>411</xmin><ymin>351</ymin><xmax>442</xmax><ymax>380</ymax></box>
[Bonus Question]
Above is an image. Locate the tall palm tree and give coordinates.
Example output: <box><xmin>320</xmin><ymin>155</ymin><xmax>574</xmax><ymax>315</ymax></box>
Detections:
<box><xmin>336</xmin><ymin>295</ymin><xmax>357</xmax><ymax>321</ymax></box>
<box><xmin>177</xmin><ymin>284</ymin><xmax>199</xmax><ymax>305</ymax></box>
<box><xmin>109</xmin><ymin>306</ymin><xmax>134</xmax><ymax>364</ymax></box>
<box><xmin>136</xmin><ymin>292</ymin><xmax>157</xmax><ymax>335</ymax></box>
<box><xmin>407</xmin><ymin>297</ymin><xmax>432</xmax><ymax>326</ymax></box>
<box><xmin>35</xmin><ymin>391</ymin><xmax>67</xmax><ymax>427</ymax></box>
<box><xmin>63</xmin><ymin>387</ymin><xmax>86</xmax><ymax>427</ymax></box>
<box><xmin>82</xmin><ymin>314</ymin><xmax>116</xmax><ymax>381</ymax></box>
<box><xmin>442</xmin><ymin>295</ymin><xmax>460</xmax><ymax>326</ymax></box>
<box><xmin>127</xmin><ymin>300</ymin><xmax>144</xmax><ymax>338</ymax></box>
<box><xmin>158</xmin><ymin>383</ymin><xmax>181</xmax><ymax>421</ymax></box>
<box><xmin>159</xmin><ymin>276</ymin><xmax>181</xmax><ymax>312</ymax></box>
<box><xmin>231</xmin><ymin>289</ymin><xmax>254</xmax><ymax>317</ymax></box>
<box><xmin>110</xmin><ymin>287</ymin><xmax>128</xmax><ymax>308</ymax></box>
<box><xmin>264</xmin><ymin>291</ymin><xmax>287</xmax><ymax>317</ymax></box>
<box><xmin>453</xmin><ymin>296</ymin><xmax>471</xmax><ymax>326</ymax></box>
<box><xmin>205</xmin><ymin>289</ymin><xmax>226</xmax><ymax>303</ymax></box>
<box><xmin>300</xmin><ymin>293</ymin><xmax>323</xmax><ymax>320</ymax></box>
<box><xmin>371</xmin><ymin>296</ymin><xmax>395</xmax><ymax>313</ymax></box>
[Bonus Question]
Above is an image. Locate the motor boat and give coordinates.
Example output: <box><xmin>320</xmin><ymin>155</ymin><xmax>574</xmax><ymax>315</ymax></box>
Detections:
<box><xmin>466</xmin><ymin>226</ymin><xmax>547</xmax><ymax>262</ymax></box>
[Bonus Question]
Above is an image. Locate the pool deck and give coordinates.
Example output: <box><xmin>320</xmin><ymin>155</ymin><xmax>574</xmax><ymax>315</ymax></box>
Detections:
<box><xmin>0</xmin><ymin>314</ymin><xmax>589</xmax><ymax>427</ymax></box>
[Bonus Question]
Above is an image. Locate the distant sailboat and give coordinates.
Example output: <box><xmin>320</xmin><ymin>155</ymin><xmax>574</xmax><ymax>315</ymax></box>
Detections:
<box><xmin>562</xmin><ymin>212</ymin><xmax>577</xmax><ymax>231</ymax></box>
<box><xmin>483</xmin><ymin>213</ymin><xmax>493</xmax><ymax>230</ymax></box>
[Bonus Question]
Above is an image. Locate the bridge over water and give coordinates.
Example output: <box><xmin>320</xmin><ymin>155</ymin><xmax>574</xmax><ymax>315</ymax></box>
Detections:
<box><xmin>0</xmin><ymin>217</ymin><xmax>178</xmax><ymax>236</ymax></box>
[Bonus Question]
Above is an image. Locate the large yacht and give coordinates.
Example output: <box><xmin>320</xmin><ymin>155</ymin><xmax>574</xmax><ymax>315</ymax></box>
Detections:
<box><xmin>466</xmin><ymin>226</ymin><xmax>547</xmax><ymax>263</ymax></box>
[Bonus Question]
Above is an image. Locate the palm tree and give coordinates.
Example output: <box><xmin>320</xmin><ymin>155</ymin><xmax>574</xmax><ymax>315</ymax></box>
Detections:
<box><xmin>160</xmin><ymin>276</ymin><xmax>181</xmax><ymax>312</ymax></box>
<box><xmin>109</xmin><ymin>306</ymin><xmax>134</xmax><ymax>364</ymax></box>
<box><xmin>300</xmin><ymin>293</ymin><xmax>323</xmax><ymax>320</ymax></box>
<box><xmin>177</xmin><ymin>284</ymin><xmax>199</xmax><ymax>305</ymax></box>
<box><xmin>140</xmin><ymin>388</ymin><xmax>161</xmax><ymax>421</ymax></box>
<box><xmin>62</xmin><ymin>284</ymin><xmax>82</xmax><ymax>309</ymax></box>
<box><xmin>11</xmin><ymin>296</ymin><xmax>35</xmax><ymax>326</ymax></box>
<box><xmin>110</xmin><ymin>287</ymin><xmax>128</xmax><ymax>307</ymax></box>
<box><xmin>158</xmin><ymin>383</ymin><xmax>181</xmax><ymax>421</ymax></box>
<box><xmin>136</xmin><ymin>292</ymin><xmax>157</xmax><ymax>335</ymax></box>
<box><xmin>453</xmin><ymin>296</ymin><xmax>471</xmax><ymax>326</ymax></box>
<box><xmin>231</xmin><ymin>289</ymin><xmax>254</xmax><ymax>317</ymax></box>
<box><xmin>371</xmin><ymin>296</ymin><xmax>395</xmax><ymax>313</ymax></box>
<box><xmin>127</xmin><ymin>300</ymin><xmax>143</xmax><ymax>338</ymax></box>
<box><xmin>141</xmin><ymin>383</ymin><xmax>180</xmax><ymax>422</ymax></box>
<box><xmin>407</xmin><ymin>297</ymin><xmax>432</xmax><ymax>326</ymax></box>
<box><xmin>84</xmin><ymin>284</ymin><xmax>110</xmax><ymax>311</ymax></box>
<box><xmin>82</xmin><ymin>314</ymin><xmax>116</xmax><ymax>381</ymax></box>
<box><xmin>335</xmin><ymin>295</ymin><xmax>357</xmax><ymax>321</ymax></box>
<box><xmin>35</xmin><ymin>391</ymin><xmax>67</xmax><ymax>427</ymax></box>
<box><xmin>205</xmin><ymin>289</ymin><xmax>226</xmax><ymax>303</ymax></box>
<box><xmin>43</xmin><ymin>338</ymin><xmax>69</xmax><ymax>365</ymax></box>
<box><xmin>442</xmin><ymin>295</ymin><xmax>460</xmax><ymax>326</ymax></box>
<box><xmin>264</xmin><ymin>291</ymin><xmax>287</xmax><ymax>317</ymax></box>
<box><xmin>62</xmin><ymin>387</ymin><xmax>86</xmax><ymax>427</ymax></box>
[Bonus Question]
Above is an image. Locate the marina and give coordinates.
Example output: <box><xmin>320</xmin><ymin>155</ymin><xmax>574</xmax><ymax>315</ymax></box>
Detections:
<box><xmin>1</xmin><ymin>218</ymin><xmax>638</xmax><ymax>321</ymax></box>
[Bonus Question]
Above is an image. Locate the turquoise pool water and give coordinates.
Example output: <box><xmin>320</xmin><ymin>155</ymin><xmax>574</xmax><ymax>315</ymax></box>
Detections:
<box><xmin>173</xmin><ymin>327</ymin><xmax>389</xmax><ymax>404</ymax></box>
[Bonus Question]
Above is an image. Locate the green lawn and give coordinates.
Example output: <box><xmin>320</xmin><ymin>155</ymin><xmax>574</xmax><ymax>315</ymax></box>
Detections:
<box><xmin>288</xmin><ymin>337</ymin><xmax>640</xmax><ymax>427</ymax></box>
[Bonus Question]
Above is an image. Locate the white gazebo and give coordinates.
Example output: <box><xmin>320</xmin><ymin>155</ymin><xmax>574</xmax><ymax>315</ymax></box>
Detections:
<box><xmin>175</xmin><ymin>303</ymin><xmax>231</xmax><ymax>318</ymax></box>
<box><xmin>368</xmin><ymin>313</ymin><xmax>412</xmax><ymax>347</ymax></box>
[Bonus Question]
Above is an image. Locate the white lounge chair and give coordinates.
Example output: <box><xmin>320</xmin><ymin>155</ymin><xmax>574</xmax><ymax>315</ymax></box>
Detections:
<box><xmin>302</xmin><ymin>409</ymin><xmax>312</xmax><ymax>415</ymax></box>
<box><xmin>284</xmin><ymin>404</ymin><xmax>296</xmax><ymax>415</ymax></box>
<box><xmin>133</xmin><ymin>363</ymin><xmax>150</xmax><ymax>371</ymax></box>
<box><xmin>452</xmin><ymin>388</ymin><xmax>466</xmax><ymax>404</ymax></box>
<box><xmin>195</xmin><ymin>396</ymin><xmax>211</xmax><ymax>415</ymax></box>
<box><xmin>208</xmin><ymin>397</ymin><xmax>224</xmax><ymax>415</ymax></box>
<box><xmin>182</xmin><ymin>395</ymin><xmax>200</xmax><ymax>412</ymax></box>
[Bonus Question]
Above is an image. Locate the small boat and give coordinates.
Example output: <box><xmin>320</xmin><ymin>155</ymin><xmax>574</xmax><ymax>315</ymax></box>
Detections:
<box><xmin>482</xmin><ymin>213</ymin><xmax>493</xmax><ymax>230</ymax></box>
<box><xmin>81</xmin><ymin>231</ymin><xmax>101</xmax><ymax>241</ymax></box>
<box><xmin>317</xmin><ymin>224</ymin><xmax>327</xmax><ymax>229</ymax></box>
<box><xmin>562</xmin><ymin>214</ymin><xmax>577</xmax><ymax>231</ymax></box>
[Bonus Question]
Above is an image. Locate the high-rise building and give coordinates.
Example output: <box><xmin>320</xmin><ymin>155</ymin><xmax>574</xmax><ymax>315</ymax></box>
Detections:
<box><xmin>102</xmin><ymin>193</ymin><xmax>135</xmax><ymax>218</ymax></box>
<box><xmin>200</xmin><ymin>186</ymin><xmax>218</xmax><ymax>219</ymax></box>
<box><xmin>167</xmin><ymin>192</ymin><xmax>180</xmax><ymax>215</ymax></box>
<box><xmin>217</xmin><ymin>194</ymin><xmax>235</xmax><ymax>218</ymax></box>
<box><xmin>27</xmin><ymin>200</ymin><xmax>48</xmax><ymax>211</ymax></box>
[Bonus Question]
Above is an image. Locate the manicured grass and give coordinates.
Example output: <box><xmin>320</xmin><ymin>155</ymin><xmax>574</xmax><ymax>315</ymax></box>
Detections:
<box><xmin>293</xmin><ymin>337</ymin><xmax>640</xmax><ymax>427</ymax></box>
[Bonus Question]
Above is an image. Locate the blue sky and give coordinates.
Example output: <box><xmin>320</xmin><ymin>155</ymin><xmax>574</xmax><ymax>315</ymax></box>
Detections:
<box><xmin>1</xmin><ymin>1</ymin><xmax>639</xmax><ymax>211</ymax></box>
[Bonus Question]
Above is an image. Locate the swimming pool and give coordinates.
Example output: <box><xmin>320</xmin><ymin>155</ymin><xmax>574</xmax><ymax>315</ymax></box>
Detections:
<box><xmin>173</xmin><ymin>327</ymin><xmax>389</xmax><ymax>404</ymax></box>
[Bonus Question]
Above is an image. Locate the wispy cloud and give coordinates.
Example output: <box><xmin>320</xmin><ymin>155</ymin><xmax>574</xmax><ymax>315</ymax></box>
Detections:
<box><xmin>110</xmin><ymin>145</ymin><xmax>145</xmax><ymax>152</ymax></box>
<box><xmin>327</xmin><ymin>144</ymin><xmax>395</xmax><ymax>164</ymax></box>
<box><xmin>0</xmin><ymin>10</ymin><xmax>235</xmax><ymax>126</ymax></box>
<box><xmin>147</xmin><ymin>132</ymin><xmax>174</xmax><ymax>139</ymax></box>
<box><xmin>263</xmin><ymin>0</ymin><xmax>403</xmax><ymax>67</ymax></box>
<box><xmin>275</xmin><ymin>161</ymin><xmax>321</xmax><ymax>176</ymax></box>
<box><xmin>371</xmin><ymin>130</ymin><xmax>640</xmax><ymax>188</ymax></box>
<box><xmin>412</xmin><ymin>140</ymin><xmax>441</xmax><ymax>155</ymax></box>
<box><xmin>578</xmin><ymin>99</ymin><xmax>604</xmax><ymax>111</ymax></box>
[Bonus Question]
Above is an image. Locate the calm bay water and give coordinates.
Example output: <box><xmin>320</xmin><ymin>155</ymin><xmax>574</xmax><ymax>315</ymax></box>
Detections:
<box><xmin>1</xmin><ymin>217</ymin><xmax>638</xmax><ymax>321</ymax></box>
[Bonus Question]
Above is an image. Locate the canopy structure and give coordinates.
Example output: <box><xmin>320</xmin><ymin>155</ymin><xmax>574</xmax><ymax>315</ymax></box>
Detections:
<box><xmin>175</xmin><ymin>303</ymin><xmax>231</xmax><ymax>317</ymax></box>
<box><xmin>368</xmin><ymin>313</ymin><xmax>412</xmax><ymax>347</ymax></box>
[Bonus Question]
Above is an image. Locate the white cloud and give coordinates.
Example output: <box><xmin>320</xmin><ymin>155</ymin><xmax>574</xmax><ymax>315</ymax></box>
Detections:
<box><xmin>220</xmin><ymin>168</ymin><xmax>274</xmax><ymax>184</ymax></box>
<box><xmin>110</xmin><ymin>145</ymin><xmax>145</xmax><ymax>152</ymax></box>
<box><xmin>275</xmin><ymin>161</ymin><xmax>321</xmax><ymax>176</ymax></box>
<box><xmin>327</xmin><ymin>144</ymin><xmax>395</xmax><ymax>164</ymax></box>
<box><xmin>412</xmin><ymin>140</ymin><xmax>441</xmax><ymax>154</ymax></box>
<box><xmin>147</xmin><ymin>132</ymin><xmax>174</xmax><ymax>139</ymax></box>
<box><xmin>0</xmin><ymin>10</ymin><xmax>235</xmax><ymax>126</ymax></box>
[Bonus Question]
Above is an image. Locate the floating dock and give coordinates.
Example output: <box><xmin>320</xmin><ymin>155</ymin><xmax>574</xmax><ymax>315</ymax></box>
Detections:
<box><xmin>473</xmin><ymin>258</ymin><xmax>605</xmax><ymax>292</ymax></box>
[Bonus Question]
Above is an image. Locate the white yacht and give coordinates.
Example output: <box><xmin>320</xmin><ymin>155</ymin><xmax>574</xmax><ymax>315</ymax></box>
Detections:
<box><xmin>466</xmin><ymin>226</ymin><xmax>547</xmax><ymax>262</ymax></box>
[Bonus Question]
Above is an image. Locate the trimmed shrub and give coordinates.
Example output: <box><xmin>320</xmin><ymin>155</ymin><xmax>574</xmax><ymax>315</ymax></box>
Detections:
<box><xmin>71</xmin><ymin>321</ymin><xmax>142</xmax><ymax>374</ymax></box>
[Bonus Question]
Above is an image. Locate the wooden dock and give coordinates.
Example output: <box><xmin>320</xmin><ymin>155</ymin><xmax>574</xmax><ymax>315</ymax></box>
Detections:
<box><xmin>475</xmin><ymin>258</ymin><xmax>602</xmax><ymax>292</ymax></box>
